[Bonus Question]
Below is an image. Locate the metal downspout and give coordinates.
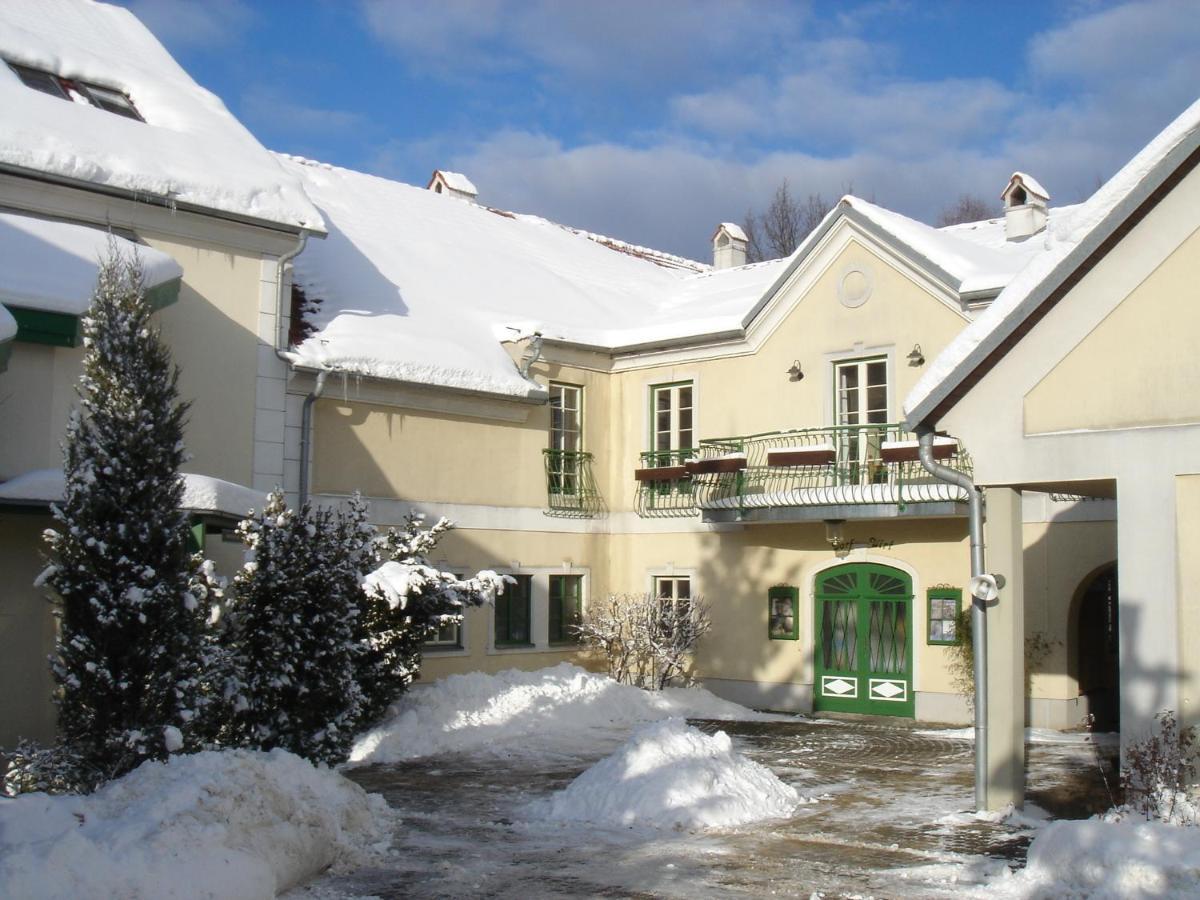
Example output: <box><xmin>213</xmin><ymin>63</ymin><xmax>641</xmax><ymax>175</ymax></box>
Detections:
<box><xmin>916</xmin><ymin>425</ymin><xmax>988</xmax><ymax>811</ymax></box>
<box><xmin>299</xmin><ymin>369</ymin><xmax>328</xmax><ymax>508</ymax></box>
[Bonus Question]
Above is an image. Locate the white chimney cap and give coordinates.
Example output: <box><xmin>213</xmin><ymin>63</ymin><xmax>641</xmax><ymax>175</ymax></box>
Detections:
<box><xmin>1002</xmin><ymin>172</ymin><xmax>1050</xmax><ymax>204</ymax></box>
<box><xmin>712</xmin><ymin>222</ymin><xmax>748</xmax><ymax>242</ymax></box>
<box><xmin>427</xmin><ymin>170</ymin><xmax>478</xmax><ymax>198</ymax></box>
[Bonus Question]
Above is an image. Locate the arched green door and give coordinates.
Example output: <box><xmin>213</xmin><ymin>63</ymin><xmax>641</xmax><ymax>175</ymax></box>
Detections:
<box><xmin>814</xmin><ymin>563</ymin><xmax>914</xmax><ymax>717</ymax></box>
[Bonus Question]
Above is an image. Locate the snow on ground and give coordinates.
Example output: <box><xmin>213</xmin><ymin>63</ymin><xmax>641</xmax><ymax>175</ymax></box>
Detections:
<box><xmin>348</xmin><ymin>663</ymin><xmax>785</xmax><ymax>764</ymax></box>
<box><xmin>0</xmin><ymin>749</ymin><xmax>393</xmax><ymax>900</ymax></box>
<box><xmin>988</xmin><ymin>818</ymin><xmax>1200</xmax><ymax>898</ymax></box>
<box><xmin>539</xmin><ymin>717</ymin><xmax>801</xmax><ymax>830</ymax></box>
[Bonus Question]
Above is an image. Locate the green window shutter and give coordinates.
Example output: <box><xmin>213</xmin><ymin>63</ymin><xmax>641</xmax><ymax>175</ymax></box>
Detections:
<box><xmin>549</xmin><ymin>575</ymin><xmax>583</xmax><ymax>645</ymax></box>
<box><xmin>187</xmin><ymin>519</ymin><xmax>206</xmax><ymax>554</ymax></box>
<box><xmin>768</xmin><ymin>585</ymin><xmax>800</xmax><ymax>640</ymax></box>
<box><xmin>496</xmin><ymin>574</ymin><xmax>532</xmax><ymax>646</ymax></box>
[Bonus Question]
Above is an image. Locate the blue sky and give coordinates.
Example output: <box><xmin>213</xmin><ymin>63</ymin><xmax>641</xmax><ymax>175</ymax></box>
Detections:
<box><xmin>119</xmin><ymin>0</ymin><xmax>1200</xmax><ymax>260</ymax></box>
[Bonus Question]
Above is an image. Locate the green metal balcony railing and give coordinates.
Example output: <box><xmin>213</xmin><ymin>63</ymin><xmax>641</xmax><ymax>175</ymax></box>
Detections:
<box><xmin>543</xmin><ymin>449</ymin><xmax>604</xmax><ymax>517</ymax></box>
<box><xmin>634</xmin><ymin>449</ymin><xmax>698</xmax><ymax>518</ymax></box>
<box><xmin>688</xmin><ymin>423</ymin><xmax>971</xmax><ymax>513</ymax></box>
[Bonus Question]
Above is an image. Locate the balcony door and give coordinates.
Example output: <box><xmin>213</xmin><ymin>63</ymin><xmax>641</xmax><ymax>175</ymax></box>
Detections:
<box><xmin>549</xmin><ymin>383</ymin><xmax>582</xmax><ymax>495</ymax></box>
<box><xmin>650</xmin><ymin>381</ymin><xmax>694</xmax><ymax>465</ymax></box>
<box><xmin>834</xmin><ymin>357</ymin><xmax>887</xmax><ymax>483</ymax></box>
<box><xmin>814</xmin><ymin>563</ymin><xmax>914</xmax><ymax>717</ymax></box>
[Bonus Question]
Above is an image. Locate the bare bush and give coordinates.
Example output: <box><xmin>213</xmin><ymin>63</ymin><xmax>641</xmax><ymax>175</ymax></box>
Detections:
<box><xmin>576</xmin><ymin>593</ymin><xmax>711</xmax><ymax>690</ymax></box>
<box><xmin>1119</xmin><ymin>710</ymin><xmax>1200</xmax><ymax>824</ymax></box>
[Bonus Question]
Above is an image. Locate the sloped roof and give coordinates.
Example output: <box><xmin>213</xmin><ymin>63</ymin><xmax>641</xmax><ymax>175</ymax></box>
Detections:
<box><xmin>281</xmin><ymin>154</ymin><xmax>1069</xmax><ymax>399</ymax></box>
<box><xmin>905</xmin><ymin>97</ymin><xmax>1200</xmax><ymax>427</ymax></box>
<box><xmin>0</xmin><ymin>211</ymin><xmax>182</xmax><ymax>314</ymax></box>
<box><xmin>0</xmin><ymin>0</ymin><xmax>323</xmax><ymax>231</ymax></box>
<box><xmin>0</xmin><ymin>468</ymin><xmax>265</xmax><ymax>518</ymax></box>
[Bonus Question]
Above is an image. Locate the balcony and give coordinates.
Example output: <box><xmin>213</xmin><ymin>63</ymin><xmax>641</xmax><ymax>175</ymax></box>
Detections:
<box><xmin>543</xmin><ymin>449</ymin><xmax>603</xmax><ymax>517</ymax></box>
<box><xmin>633</xmin><ymin>425</ymin><xmax>971</xmax><ymax>522</ymax></box>
<box><xmin>634</xmin><ymin>449</ymin><xmax>699</xmax><ymax>518</ymax></box>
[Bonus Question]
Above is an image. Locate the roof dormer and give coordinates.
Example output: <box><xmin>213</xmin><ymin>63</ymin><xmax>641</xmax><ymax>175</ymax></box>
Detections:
<box><xmin>426</xmin><ymin>170</ymin><xmax>478</xmax><ymax>202</ymax></box>
<box><xmin>712</xmin><ymin>222</ymin><xmax>747</xmax><ymax>269</ymax></box>
<box><xmin>1001</xmin><ymin>172</ymin><xmax>1049</xmax><ymax>242</ymax></box>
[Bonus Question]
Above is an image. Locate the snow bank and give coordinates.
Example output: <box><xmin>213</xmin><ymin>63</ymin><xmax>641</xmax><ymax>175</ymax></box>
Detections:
<box><xmin>349</xmin><ymin>663</ymin><xmax>781</xmax><ymax>764</ymax></box>
<box><xmin>0</xmin><ymin>749</ymin><xmax>392</xmax><ymax>900</ymax></box>
<box><xmin>991</xmin><ymin>818</ymin><xmax>1200</xmax><ymax>898</ymax></box>
<box><xmin>541</xmin><ymin>717</ymin><xmax>800</xmax><ymax>830</ymax></box>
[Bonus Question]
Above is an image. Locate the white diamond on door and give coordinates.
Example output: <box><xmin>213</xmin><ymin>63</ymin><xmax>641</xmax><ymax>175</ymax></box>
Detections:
<box><xmin>822</xmin><ymin>676</ymin><xmax>857</xmax><ymax>697</ymax></box>
<box><xmin>869</xmin><ymin>679</ymin><xmax>907</xmax><ymax>701</ymax></box>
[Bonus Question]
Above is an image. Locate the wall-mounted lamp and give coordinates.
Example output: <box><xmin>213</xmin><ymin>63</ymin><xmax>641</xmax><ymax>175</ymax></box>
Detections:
<box><xmin>786</xmin><ymin>360</ymin><xmax>805</xmax><ymax>382</ymax></box>
<box><xmin>824</xmin><ymin>519</ymin><xmax>846</xmax><ymax>549</ymax></box>
<box><xmin>907</xmin><ymin>343</ymin><xmax>925</xmax><ymax>367</ymax></box>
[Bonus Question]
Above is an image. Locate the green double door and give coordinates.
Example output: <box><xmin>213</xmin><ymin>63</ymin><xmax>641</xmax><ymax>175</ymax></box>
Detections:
<box><xmin>814</xmin><ymin>563</ymin><xmax>914</xmax><ymax>717</ymax></box>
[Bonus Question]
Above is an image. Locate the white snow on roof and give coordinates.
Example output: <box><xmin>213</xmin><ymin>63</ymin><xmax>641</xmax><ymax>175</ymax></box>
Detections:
<box><xmin>0</xmin><ymin>303</ymin><xmax>15</xmax><ymax>344</ymax></box>
<box><xmin>845</xmin><ymin>196</ymin><xmax>1047</xmax><ymax>295</ymax></box>
<box><xmin>0</xmin><ymin>0</ymin><xmax>323</xmax><ymax>231</ymax></box>
<box><xmin>1005</xmin><ymin>171</ymin><xmax>1050</xmax><ymax>201</ymax></box>
<box><xmin>0</xmin><ymin>212</ymin><xmax>182</xmax><ymax>314</ymax></box>
<box><xmin>906</xmin><ymin>97</ymin><xmax>1200</xmax><ymax>422</ymax></box>
<box><xmin>715</xmin><ymin>222</ymin><xmax>748</xmax><ymax>242</ymax></box>
<box><xmin>0</xmin><ymin>468</ymin><xmax>265</xmax><ymax>518</ymax></box>
<box><xmin>280</xmin><ymin>156</ymin><xmax>784</xmax><ymax>396</ymax></box>
<box><xmin>431</xmin><ymin>170</ymin><xmax>477</xmax><ymax>195</ymax></box>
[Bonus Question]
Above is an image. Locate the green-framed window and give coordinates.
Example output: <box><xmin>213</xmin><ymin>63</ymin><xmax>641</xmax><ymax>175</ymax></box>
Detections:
<box><xmin>649</xmin><ymin>381</ymin><xmax>694</xmax><ymax>459</ymax></box>
<box><xmin>549</xmin><ymin>574</ymin><xmax>583</xmax><ymax>645</ymax></box>
<box><xmin>426</xmin><ymin>573</ymin><xmax>465</xmax><ymax>649</ymax></box>
<box><xmin>768</xmin><ymin>585</ymin><xmax>799</xmax><ymax>640</ymax></box>
<box><xmin>495</xmin><ymin>574</ymin><xmax>533</xmax><ymax>646</ymax></box>
<box><xmin>549</xmin><ymin>383</ymin><xmax>583</xmax><ymax>495</ymax></box>
<box><xmin>927</xmin><ymin>587</ymin><xmax>962</xmax><ymax>645</ymax></box>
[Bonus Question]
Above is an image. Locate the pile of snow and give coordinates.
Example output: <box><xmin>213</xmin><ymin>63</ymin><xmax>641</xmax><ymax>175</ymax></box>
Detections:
<box><xmin>541</xmin><ymin>717</ymin><xmax>800</xmax><ymax>830</ymax></box>
<box><xmin>349</xmin><ymin>663</ymin><xmax>781</xmax><ymax>764</ymax></box>
<box><xmin>0</xmin><ymin>749</ymin><xmax>393</xmax><ymax>900</ymax></box>
<box><xmin>991</xmin><ymin>818</ymin><xmax>1200</xmax><ymax>898</ymax></box>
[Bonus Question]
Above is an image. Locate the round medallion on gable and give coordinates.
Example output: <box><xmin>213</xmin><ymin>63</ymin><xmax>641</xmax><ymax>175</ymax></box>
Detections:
<box><xmin>838</xmin><ymin>266</ymin><xmax>873</xmax><ymax>308</ymax></box>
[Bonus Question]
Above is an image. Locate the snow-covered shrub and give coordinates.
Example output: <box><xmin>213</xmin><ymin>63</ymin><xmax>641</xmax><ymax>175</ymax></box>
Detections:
<box><xmin>1118</xmin><ymin>710</ymin><xmax>1200</xmax><ymax>825</ymax></box>
<box><xmin>577</xmin><ymin>593</ymin><xmax>712</xmax><ymax>690</ymax></box>
<box><xmin>24</xmin><ymin>248</ymin><xmax>216</xmax><ymax>791</ymax></box>
<box><xmin>355</xmin><ymin>512</ymin><xmax>508</xmax><ymax>724</ymax></box>
<box><xmin>221</xmin><ymin>491</ymin><xmax>365</xmax><ymax>764</ymax></box>
<box><xmin>2</xmin><ymin>740</ymin><xmax>93</xmax><ymax>797</ymax></box>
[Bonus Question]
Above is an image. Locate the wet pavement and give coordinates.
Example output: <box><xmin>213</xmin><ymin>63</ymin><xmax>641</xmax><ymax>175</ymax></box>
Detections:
<box><xmin>289</xmin><ymin>716</ymin><xmax>1119</xmax><ymax>900</ymax></box>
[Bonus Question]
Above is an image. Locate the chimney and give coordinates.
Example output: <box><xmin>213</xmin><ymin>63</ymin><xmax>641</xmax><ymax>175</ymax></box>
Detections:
<box><xmin>426</xmin><ymin>169</ymin><xmax>478</xmax><ymax>202</ymax></box>
<box><xmin>712</xmin><ymin>222</ymin><xmax>748</xmax><ymax>269</ymax></box>
<box><xmin>1001</xmin><ymin>172</ymin><xmax>1049</xmax><ymax>242</ymax></box>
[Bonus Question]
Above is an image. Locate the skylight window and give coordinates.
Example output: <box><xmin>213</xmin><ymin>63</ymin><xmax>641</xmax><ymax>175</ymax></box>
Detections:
<box><xmin>6</xmin><ymin>61</ymin><xmax>143</xmax><ymax>122</ymax></box>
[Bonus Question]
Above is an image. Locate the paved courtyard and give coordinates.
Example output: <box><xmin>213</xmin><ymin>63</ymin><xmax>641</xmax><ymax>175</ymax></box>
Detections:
<box><xmin>291</xmin><ymin>716</ymin><xmax>1118</xmax><ymax>899</ymax></box>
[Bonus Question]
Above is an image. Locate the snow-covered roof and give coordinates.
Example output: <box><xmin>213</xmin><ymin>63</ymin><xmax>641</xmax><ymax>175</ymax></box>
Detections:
<box><xmin>906</xmin><ymin>97</ymin><xmax>1200</xmax><ymax>426</ymax></box>
<box><xmin>280</xmin><ymin>156</ymin><xmax>784</xmax><ymax>397</ymax></box>
<box><xmin>1003</xmin><ymin>172</ymin><xmax>1050</xmax><ymax>202</ymax></box>
<box><xmin>0</xmin><ymin>211</ymin><xmax>182</xmax><ymax>314</ymax></box>
<box><xmin>428</xmin><ymin>170</ymin><xmax>478</xmax><ymax>195</ymax></box>
<box><xmin>844</xmin><ymin>197</ymin><xmax>1052</xmax><ymax>297</ymax></box>
<box><xmin>0</xmin><ymin>0</ymin><xmax>323</xmax><ymax>232</ymax></box>
<box><xmin>0</xmin><ymin>468</ymin><xmax>266</xmax><ymax>518</ymax></box>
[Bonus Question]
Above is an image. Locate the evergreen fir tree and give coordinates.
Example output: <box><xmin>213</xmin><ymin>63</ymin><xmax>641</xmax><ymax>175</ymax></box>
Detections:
<box><xmin>356</xmin><ymin>513</ymin><xmax>508</xmax><ymax>724</ymax></box>
<box><xmin>222</xmin><ymin>491</ymin><xmax>364</xmax><ymax>764</ymax></box>
<box><xmin>41</xmin><ymin>248</ymin><xmax>213</xmax><ymax>788</ymax></box>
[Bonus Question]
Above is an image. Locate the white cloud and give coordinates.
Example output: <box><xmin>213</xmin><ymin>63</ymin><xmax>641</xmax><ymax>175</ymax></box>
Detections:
<box><xmin>122</xmin><ymin>0</ymin><xmax>255</xmax><ymax>49</ymax></box>
<box><xmin>360</xmin><ymin>0</ymin><xmax>810</xmax><ymax>85</ymax></box>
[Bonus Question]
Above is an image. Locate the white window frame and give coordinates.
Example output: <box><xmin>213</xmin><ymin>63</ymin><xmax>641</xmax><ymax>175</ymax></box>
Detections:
<box><xmin>649</xmin><ymin>380</ymin><xmax>695</xmax><ymax>461</ymax></box>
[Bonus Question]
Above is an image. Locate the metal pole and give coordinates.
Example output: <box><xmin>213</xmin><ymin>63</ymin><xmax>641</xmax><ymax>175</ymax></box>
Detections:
<box><xmin>917</xmin><ymin>425</ymin><xmax>988</xmax><ymax>811</ymax></box>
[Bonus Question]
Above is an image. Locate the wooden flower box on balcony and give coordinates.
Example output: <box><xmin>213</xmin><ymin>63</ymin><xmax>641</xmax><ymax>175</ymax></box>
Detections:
<box><xmin>879</xmin><ymin>437</ymin><xmax>957</xmax><ymax>463</ymax></box>
<box><xmin>685</xmin><ymin>453</ymin><xmax>747</xmax><ymax>475</ymax></box>
<box><xmin>634</xmin><ymin>466</ymin><xmax>689</xmax><ymax>482</ymax></box>
<box><xmin>767</xmin><ymin>443</ymin><xmax>836</xmax><ymax>467</ymax></box>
